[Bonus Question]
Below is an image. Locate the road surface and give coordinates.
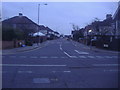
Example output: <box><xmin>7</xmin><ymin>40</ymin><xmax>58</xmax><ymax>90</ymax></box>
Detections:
<box><xmin>2</xmin><ymin>39</ymin><xmax>119</xmax><ymax>88</ymax></box>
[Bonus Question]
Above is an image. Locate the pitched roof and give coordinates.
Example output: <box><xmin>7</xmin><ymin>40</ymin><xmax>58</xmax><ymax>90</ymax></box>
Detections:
<box><xmin>39</xmin><ymin>25</ymin><xmax>46</xmax><ymax>30</ymax></box>
<box><xmin>45</xmin><ymin>27</ymin><xmax>54</xmax><ymax>32</ymax></box>
<box><xmin>2</xmin><ymin>14</ymin><xmax>56</xmax><ymax>33</ymax></box>
<box><xmin>54</xmin><ymin>31</ymin><xmax>59</xmax><ymax>34</ymax></box>
<box><xmin>91</xmin><ymin>17</ymin><xmax>113</xmax><ymax>27</ymax></box>
<box><xmin>3</xmin><ymin>16</ymin><xmax>38</xmax><ymax>25</ymax></box>
<box><xmin>113</xmin><ymin>2</ymin><xmax>120</xmax><ymax>20</ymax></box>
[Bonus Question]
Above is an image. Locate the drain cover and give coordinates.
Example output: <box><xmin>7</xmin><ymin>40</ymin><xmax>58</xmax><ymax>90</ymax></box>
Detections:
<box><xmin>33</xmin><ymin>78</ymin><xmax>50</xmax><ymax>83</ymax></box>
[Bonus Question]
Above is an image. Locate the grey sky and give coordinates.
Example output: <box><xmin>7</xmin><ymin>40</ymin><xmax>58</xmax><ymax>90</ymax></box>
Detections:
<box><xmin>2</xmin><ymin>2</ymin><xmax>118</xmax><ymax>35</ymax></box>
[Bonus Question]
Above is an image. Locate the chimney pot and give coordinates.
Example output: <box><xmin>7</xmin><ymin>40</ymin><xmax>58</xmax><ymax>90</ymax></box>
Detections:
<box><xmin>19</xmin><ymin>13</ymin><xmax>23</xmax><ymax>17</ymax></box>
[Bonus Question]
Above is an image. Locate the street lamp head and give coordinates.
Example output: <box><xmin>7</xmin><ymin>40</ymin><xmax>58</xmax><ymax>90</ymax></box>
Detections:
<box><xmin>88</xmin><ymin>30</ymin><xmax>92</xmax><ymax>33</ymax></box>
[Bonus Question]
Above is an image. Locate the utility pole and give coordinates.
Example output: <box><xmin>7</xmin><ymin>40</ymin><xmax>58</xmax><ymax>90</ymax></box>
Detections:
<box><xmin>37</xmin><ymin>3</ymin><xmax>47</xmax><ymax>45</ymax></box>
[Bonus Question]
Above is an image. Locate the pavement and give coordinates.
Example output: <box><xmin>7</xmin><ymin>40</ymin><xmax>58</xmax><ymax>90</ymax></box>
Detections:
<box><xmin>1</xmin><ymin>41</ymin><xmax>50</xmax><ymax>55</ymax></box>
<box><xmin>71</xmin><ymin>40</ymin><xmax>120</xmax><ymax>54</ymax></box>
<box><xmin>2</xmin><ymin>38</ymin><xmax>120</xmax><ymax>88</ymax></box>
<box><xmin>1</xmin><ymin>39</ymin><xmax>120</xmax><ymax>55</ymax></box>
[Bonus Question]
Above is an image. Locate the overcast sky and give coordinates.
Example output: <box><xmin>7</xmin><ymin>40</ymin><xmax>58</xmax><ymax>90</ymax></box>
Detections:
<box><xmin>2</xmin><ymin>2</ymin><xmax>118</xmax><ymax>35</ymax></box>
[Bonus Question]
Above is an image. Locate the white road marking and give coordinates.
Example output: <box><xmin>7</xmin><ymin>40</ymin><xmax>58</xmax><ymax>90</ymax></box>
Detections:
<box><xmin>52</xmin><ymin>71</ymin><xmax>71</xmax><ymax>73</ymax></box>
<box><xmin>18</xmin><ymin>71</ymin><xmax>33</xmax><ymax>73</ymax></box>
<box><xmin>70</xmin><ymin>56</ymin><xmax>78</xmax><ymax>58</ymax></box>
<box><xmin>63</xmin><ymin>71</ymin><xmax>71</xmax><ymax>73</ymax></box>
<box><xmin>50</xmin><ymin>57</ymin><xmax>58</xmax><ymax>58</ymax></box>
<box><xmin>1</xmin><ymin>64</ymin><xmax>67</xmax><ymax>67</ymax></box>
<box><xmin>87</xmin><ymin>56</ymin><xmax>95</xmax><ymax>58</ymax></box>
<box><xmin>74</xmin><ymin>50</ymin><xmax>89</xmax><ymax>54</ymax></box>
<box><xmin>63</xmin><ymin>51</ymin><xmax>76</xmax><ymax>58</ymax></box>
<box><xmin>63</xmin><ymin>52</ymin><xmax>71</xmax><ymax>57</ymax></box>
<box><xmin>40</xmin><ymin>57</ymin><xmax>48</xmax><ymax>58</ymax></box>
<box><xmin>79</xmin><ymin>56</ymin><xmax>86</xmax><ymax>58</ymax></box>
<box><xmin>93</xmin><ymin>64</ymin><xmax>119</xmax><ymax>67</ymax></box>
<box><xmin>96</xmin><ymin>56</ymin><xmax>103</xmax><ymax>58</ymax></box>
<box><xmin>60</xmin><ymin>44</ymin><xmax>63</xmax><ymax>51</ymax></box>
<box><xmin>33</xmin><ymin>78</ymin><xmax>50</xmax><ymax>83</ymax></box>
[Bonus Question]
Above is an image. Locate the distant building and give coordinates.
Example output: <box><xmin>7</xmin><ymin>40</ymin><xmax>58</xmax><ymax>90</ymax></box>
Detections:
<box><xmin>54</xmin><ymin>31</ymin><xmax>60</xmax><ymax>37</ymax></box>
<box><xmin>39</xmin><ymin>25</ymin><xmax>48</xmax><ymax>35</ymax></box>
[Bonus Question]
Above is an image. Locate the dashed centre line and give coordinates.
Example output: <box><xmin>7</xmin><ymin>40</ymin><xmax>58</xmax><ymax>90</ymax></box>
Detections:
<box><xmin>93</xmin><ymin>64</ymin><xmax>119</xmax><ymax>67</ymax></box>
<box><xmin>18</xmin><ymin>71</ymin><xmax>33</xmax><ymax>73</ymax></box>
<box><xmin>96</xmin><ymin>56</ymin><xmax>103</xmax><ymax>58</ymax></box>
<box><xmin>52</xmin><ymin>71</ymin><xmax>71</xmax><ymax>73</ymax></box>
<box><xmin>61</xmin><ymin>57</ymin><xmax>68</xmax><ymax>58</ymax></box>
<box><xmin>2</xmin><ymin>55</ymin><xmax>118</xmax><ymax>59</ymax></box>
<box><xmin>40</xmin><ymin>57</ymin><xmax>48</xmax><ymax>58</ymax></box>
<box><xmin>51</xmin><ymin>57</ymin><xmax>58</xmax><ymax>58</ymax></box>
<box><xmin>1</xmin><ymin>64</ymin><xmax>67</xmax><ymax>67</ymax></box>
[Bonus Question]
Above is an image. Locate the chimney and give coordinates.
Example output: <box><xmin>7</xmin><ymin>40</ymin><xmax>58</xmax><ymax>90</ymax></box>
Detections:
<box><xmin>106</xmin><ymin>14</ymin><xmax>112</xmax><ymax>19</ymax></box>
<box><xmin>19</xmin><ymin>13</ymin><xmax>23</xmax><ymax>17</ymax></box>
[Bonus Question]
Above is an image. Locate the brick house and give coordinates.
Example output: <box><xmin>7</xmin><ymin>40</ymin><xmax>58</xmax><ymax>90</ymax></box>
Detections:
<box><xmin>2</xmin><ymin>13</ymin><xmax>47</xmax><ymax>48</ymax></box>
<box><xmin>113</xmin><ymin>2</ymin><xmax>120</xmax><ymax>38</ymax></box>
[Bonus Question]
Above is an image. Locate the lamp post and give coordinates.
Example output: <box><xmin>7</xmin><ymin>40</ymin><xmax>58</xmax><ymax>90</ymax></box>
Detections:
<box><xmin>88</xmin><ymin>29</ymin><xmax>93</xmax><ymax>50</ymax></box>
<box><xmin>37</xmin><ymin>3</ymin><xmax>47</xmax><ymax>45</ymax></box>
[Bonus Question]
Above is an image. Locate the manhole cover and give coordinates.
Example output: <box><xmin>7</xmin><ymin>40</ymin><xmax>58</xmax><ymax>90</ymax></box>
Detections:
<box><xmin>33</xmin><ymin>78</ymin><xmax>50</xmax><ymax>83</ymax></box>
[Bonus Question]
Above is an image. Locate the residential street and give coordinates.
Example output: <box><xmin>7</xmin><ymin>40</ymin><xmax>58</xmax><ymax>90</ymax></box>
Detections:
<box><xmin>2</xmin><ymin>38</ymin><xmax>119</xmax><ymax>88</ymax></box>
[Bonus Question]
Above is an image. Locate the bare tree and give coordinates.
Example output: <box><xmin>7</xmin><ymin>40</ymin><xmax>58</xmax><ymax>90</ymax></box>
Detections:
<box><xmin>72</xmin><ymin>24</ymin><xmax>80</xmax><ymax>31</ymax></box>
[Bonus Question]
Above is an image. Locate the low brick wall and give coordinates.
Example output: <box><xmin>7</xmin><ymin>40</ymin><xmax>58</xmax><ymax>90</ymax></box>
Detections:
<box><xmin>2</xmin><ymin>41</ymin><xmax>14</xmax><ymax>49</ymax></box>
<box><xmin>2</xmin><ymin>40</ymin><xmax>25</xmax><ymax>49</ymax></box>
<box><xmin>0</xmin><ymin>41</ymin><xmax>2</xmax><ymax>50</ymax></box>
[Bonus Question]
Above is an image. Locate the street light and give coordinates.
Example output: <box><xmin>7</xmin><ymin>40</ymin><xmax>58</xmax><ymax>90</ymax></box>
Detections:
<box><xmin>88</xmin><ymin>30</ymin><xmax>92</xmax><ymax>33</ymax></box>
<box><xmin>37</xmin><ymin>3</ymin><xmax>47</xmax><ymax>45</ymax></box>
<box><xmin>88</xmin><ymin>29</ymin><xmax>93</xmax><ymax>50</ymax></box>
